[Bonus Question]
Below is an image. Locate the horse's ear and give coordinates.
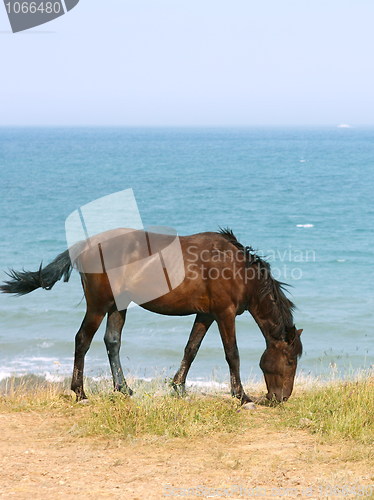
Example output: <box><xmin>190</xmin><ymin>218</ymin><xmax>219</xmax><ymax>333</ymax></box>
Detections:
<box><xmin>297</xmin><ymin>329</ymin><xmax>303</xmax><ymax>336</ymax></box>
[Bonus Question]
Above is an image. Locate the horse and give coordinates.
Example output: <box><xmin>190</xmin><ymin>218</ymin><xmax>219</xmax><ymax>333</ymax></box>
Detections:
<box><xmin>0</xmin><ymin>228</ymin><xmax>302</xmax><ymax>404</ymax></box>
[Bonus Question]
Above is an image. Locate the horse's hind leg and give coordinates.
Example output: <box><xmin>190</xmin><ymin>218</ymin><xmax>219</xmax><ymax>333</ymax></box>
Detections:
<box><xmin>71</xmin><ymin>309</ymin><xmax>106</xmax><ymax>401</ymax></box>
<box><xmin>172</xmin><ymin>313</ymin><xmax>213</xmax><ymax>395</ymax></box>
<box><xmin>104</xmin><ymin>307</ymin><xmax>133</xmax><ymax>396</ymax></box>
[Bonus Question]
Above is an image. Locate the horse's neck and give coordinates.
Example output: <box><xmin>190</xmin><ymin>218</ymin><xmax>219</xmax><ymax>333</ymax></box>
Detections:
<box><xmin>248</xmin><ymin>291</ymin><xmax>285</xmax><ymax>340</ymax></box>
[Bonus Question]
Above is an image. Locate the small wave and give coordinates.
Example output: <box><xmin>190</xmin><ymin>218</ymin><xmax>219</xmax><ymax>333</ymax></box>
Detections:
<box><xmin>186</xmin><ymin>380</ymin><xmax>228</xmax><ymax>390</ymax></box>
<box><xmin>296</xmin><ymin>224</ymin><xmax>314</xmax><ymax>228</ymax></box>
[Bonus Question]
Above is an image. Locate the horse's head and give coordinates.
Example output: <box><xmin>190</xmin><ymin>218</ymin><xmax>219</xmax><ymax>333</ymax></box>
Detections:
<box><xmin>259</xmin><ymin>326</ymin><xmax>303</xmax><ymax>402</ymax></box>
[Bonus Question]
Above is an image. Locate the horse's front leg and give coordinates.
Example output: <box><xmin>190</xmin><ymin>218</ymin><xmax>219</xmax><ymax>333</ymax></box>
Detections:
<box><xmin>216</xmin><ymin>310</ymin><xmax>253</xmax><ymax>404</ymax></box>
<box><xmin>172</xmin><ymin>313</ymin><xmax>214</xmax><ymax>395</ymax></box>
<box><xmin>104</xmin><ymin>307</ymin><xmax>133</xmax><ymax>396</ymax></box>
<box><xmin>71</xmin><ymin>309</ymin><xmax>105</xmax><ymax>401</ymax></box>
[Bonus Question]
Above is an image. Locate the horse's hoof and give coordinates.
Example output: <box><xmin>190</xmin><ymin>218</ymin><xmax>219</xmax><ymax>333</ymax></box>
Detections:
<box><xmin>116</xmin><ymin>384</ymin><xmax>133</xmax><ymax>397</ymax></box>
<box><xmin>239</xmin><ymin>394</ymin><xmax>254</xmax><ymax>405</ymax></box>
<box><xmin>172</xmin><ymin>383</ymin><xmax>186</xmax><ymax>397</ymax></box>
<box><xmin>73</xmin><ymin>391</ymin><xmax>88</xmax><ymax>403</ymax></box>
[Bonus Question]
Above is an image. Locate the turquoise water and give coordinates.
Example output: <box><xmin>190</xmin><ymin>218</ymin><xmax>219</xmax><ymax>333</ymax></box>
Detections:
<box><xmin>0</xmin><ymin>127</ymin><xmax>373</xmax><ymax>383</ymax></box>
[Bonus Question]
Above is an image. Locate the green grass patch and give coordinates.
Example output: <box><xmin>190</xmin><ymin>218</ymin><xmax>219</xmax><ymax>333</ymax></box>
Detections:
<box><xmin>274</xmin><ymin>378</ymin><xmax>374</xmax><ymax>444</ymax></box>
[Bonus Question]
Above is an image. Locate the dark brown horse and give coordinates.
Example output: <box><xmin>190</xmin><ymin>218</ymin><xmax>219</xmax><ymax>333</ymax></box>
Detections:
<box><xmin>1</xmin><ymin>228</ymin><xmax>302</xmax><ymax>403</ymax></box>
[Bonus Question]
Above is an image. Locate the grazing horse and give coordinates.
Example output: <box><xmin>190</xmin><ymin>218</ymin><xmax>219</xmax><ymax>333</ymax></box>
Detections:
<box><xmin>1</xmin><ymin>228</ymin><xmax>302</xmax><ymax>403</ymax></box>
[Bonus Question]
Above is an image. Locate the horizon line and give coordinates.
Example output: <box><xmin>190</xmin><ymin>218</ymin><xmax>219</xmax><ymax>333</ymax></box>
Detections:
<box><xmin>0</xmin><ymin>123</ymin><xmax>371</xmax><ymax>128</ymax></box>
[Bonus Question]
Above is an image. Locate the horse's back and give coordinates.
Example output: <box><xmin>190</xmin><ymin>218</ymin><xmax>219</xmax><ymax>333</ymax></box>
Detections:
<box><xmin>74</xmin><ymin>229</ymin><xmax>247</xmax><ymax>314</ymax></box>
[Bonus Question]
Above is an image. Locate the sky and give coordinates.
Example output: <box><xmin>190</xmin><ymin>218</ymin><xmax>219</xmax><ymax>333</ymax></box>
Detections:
<box><xmin>1</xmin><ymin>0</ymin><xmax>374</xmax><ymax>126</ymax></box>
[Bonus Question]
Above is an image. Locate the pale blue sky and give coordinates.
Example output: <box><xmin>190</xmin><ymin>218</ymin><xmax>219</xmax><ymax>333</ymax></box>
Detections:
<box><xmin>1</xmin><ymin>0</ymin><xmax>374</xmax><ymax>126</ymax></box>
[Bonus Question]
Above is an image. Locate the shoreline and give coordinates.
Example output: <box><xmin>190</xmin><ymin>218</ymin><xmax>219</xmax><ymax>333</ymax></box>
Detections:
<box><xmin>1</xmin><ymin>366</ymin><xmax>373</xmax><ymax>391</ymax></box>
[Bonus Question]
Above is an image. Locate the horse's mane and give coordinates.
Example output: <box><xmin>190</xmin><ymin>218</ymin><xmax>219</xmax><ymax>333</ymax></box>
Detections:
<box><xmin>218</xmin><ymin>228</ymin><xmax>300</xmax><ymax>353</ymax></box>
<box><xmin>218</xmin><ymin>227</ymin><xmax>248</xmax><ymax>253</ymax></box>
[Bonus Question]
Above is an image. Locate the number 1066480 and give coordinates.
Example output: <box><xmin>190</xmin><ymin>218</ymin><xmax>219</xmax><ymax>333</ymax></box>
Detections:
<box><xmin>5</xmin><ymin>2</ymin><xmax>62</xmax><ymax>14</ymax></box>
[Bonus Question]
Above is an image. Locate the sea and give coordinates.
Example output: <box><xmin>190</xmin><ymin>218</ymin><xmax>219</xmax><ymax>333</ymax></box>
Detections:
<box><xmin>0</xmin><ymin>127</ymin><xmax>373</xmax><ymax>386</ymax></box>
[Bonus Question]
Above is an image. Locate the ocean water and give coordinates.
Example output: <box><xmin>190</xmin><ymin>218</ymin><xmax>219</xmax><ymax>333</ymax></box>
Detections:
<box><xmin>0</xmin><ymin>127</ymin><xmax>373</xmax><ymax>385</ymax></box>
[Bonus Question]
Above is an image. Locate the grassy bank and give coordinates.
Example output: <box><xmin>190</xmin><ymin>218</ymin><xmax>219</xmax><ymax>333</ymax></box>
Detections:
<box><xmin>275</xmin><ymin>377</ymin><xmax>374</xmax><ymax>445</ymax></box>
<box><xmin>0</xmin><ymin>375</ymin><xmax>372</xmax><ymax>445</ymax></box>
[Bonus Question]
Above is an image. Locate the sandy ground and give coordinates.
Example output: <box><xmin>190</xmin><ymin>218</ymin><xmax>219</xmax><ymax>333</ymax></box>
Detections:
<box><xmin>0</xmin><ymin>408</ymin><xmax>373</xmax><ymax>499</ymax></box>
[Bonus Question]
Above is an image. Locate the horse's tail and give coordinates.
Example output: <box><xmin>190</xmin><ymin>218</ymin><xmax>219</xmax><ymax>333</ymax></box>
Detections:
<box><xmin>0</xmin><ymin>250</ymin><xmax>73</xmax><ymax>296</ymax></box>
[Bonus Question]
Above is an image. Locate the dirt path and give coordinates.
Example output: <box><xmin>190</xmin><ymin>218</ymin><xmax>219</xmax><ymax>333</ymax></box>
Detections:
<box><xmin>0</xmin><ymin>409</ymin><xmax>372</xmax><ymax>499</ymax></box>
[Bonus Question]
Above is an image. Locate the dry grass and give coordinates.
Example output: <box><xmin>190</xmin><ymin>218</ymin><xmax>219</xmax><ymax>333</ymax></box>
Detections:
<box><xmin>274</xmin><ymin>376</ymin><xmax>374</xmax><ymax>445</ymax></box>
<box><xmin>79</xmin><ymin>392</ymin><xmax>244</xmax><ymax>438</ymax></box>
<box><xmin>0</xmin><ymin>374</ymin><xmax>372</xmax><ymax>446</ymax></box>
<box><xmin>0</xmin><ymin>375</ymin><xmax>245</xmax><ymax>438</ymax></box>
